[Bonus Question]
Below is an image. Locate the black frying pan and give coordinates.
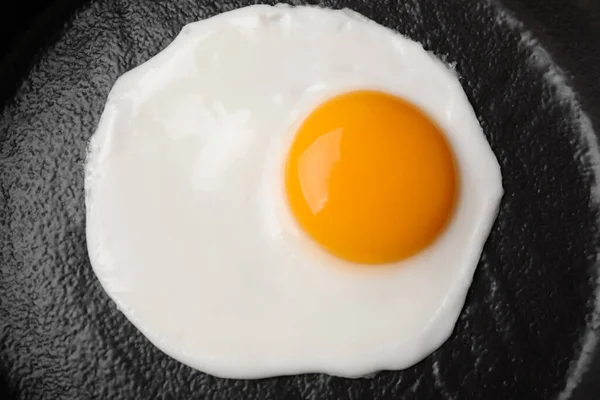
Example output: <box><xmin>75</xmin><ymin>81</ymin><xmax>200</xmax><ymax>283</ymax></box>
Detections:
<box><xmin>2</xmin><ymin>0</ymin><xmax>600</xmax><ymax>399</ymax></box>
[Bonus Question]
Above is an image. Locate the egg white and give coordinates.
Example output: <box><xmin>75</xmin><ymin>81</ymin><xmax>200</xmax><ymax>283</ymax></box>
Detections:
<box><xmin>85</xmin><ymin>4</ymin><xmax>503</xmax><ymax>379</ymax></box>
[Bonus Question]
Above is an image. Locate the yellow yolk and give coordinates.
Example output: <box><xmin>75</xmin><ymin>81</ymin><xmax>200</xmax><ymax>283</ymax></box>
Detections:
<box><xmin>285</xmin><ymin>90</ymin><xmax>459</xmax><ymax>265</ymax></box>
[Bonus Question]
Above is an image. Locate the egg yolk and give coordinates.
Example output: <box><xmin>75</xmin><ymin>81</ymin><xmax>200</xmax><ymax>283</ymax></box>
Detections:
<box><xmin>285</xmin><ymin>90</ymin><xmax>459</xmax><ymax>265</ymax></box>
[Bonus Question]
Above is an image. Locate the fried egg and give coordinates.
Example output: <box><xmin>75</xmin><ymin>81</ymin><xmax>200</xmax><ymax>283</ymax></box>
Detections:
<box><xmin>85</xmin><ymin>4</ymin><xmax>503</xmax><ymax>378</ymax></box>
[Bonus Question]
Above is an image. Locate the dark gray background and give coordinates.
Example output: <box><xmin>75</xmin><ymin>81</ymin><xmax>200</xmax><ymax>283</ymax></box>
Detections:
<box><xmin>1</xmin><ymin>0</ymin><xmax>600</xmax><ymax>399</ymax></box>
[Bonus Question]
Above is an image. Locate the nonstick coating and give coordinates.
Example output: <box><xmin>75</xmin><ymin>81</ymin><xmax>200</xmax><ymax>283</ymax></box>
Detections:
<box><xmin>1</xmin><ymin>0</ymin><xmax>600</xmax><ymax>399</ymax></box>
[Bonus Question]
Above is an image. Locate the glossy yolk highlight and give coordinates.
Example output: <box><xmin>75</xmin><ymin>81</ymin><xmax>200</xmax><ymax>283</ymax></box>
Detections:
<box><xmin>285</xmin><ymin>90</ymin><xmax>459</xmax><ymax>265</ymax></box>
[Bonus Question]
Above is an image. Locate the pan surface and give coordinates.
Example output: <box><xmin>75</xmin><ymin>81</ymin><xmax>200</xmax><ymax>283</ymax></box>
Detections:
<box><xmin>1</xmin><ymin>0</ymin><xmax>600</xmax><ymax>399</ymax></box>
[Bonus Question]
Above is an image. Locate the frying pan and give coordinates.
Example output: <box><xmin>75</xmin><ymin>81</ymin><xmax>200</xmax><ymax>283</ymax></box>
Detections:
<box><xmin>2</xmin><ymin>0</ymin><xmax>600</xmax><ymax>399</ymax></box>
